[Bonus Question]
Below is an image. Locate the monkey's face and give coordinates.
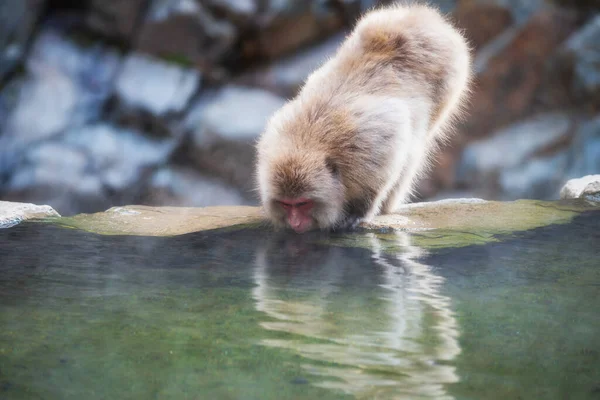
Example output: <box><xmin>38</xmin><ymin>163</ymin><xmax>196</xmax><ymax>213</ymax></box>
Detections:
<box><xmin>261</xmin><ymin>160</ymin><xmax>346</xmax><ymax>233</ymax></box>
<box><xmin>274</xmin><ymin>197</ymin><xmax>315</xmax><ymax>233</ymax></box>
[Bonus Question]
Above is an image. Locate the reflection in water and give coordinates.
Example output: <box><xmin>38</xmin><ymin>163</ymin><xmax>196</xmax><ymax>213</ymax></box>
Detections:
<box><xmin>252</xmin><ymin>231</ymin><xmax>461</xmax><ymax>399</ymax></box>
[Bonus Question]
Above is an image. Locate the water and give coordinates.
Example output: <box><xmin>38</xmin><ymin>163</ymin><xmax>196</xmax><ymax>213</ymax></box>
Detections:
<box><xmin>0</xmin><ymin>211</ymin><xmax>599</xmax><ymax>399</ymax></box>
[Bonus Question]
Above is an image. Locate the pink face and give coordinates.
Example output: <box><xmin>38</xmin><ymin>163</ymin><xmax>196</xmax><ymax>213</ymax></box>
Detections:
<box><xmin>276</xmin><ymin>197</ymin><xmax>315</xmax><ymax>233</ymax></box>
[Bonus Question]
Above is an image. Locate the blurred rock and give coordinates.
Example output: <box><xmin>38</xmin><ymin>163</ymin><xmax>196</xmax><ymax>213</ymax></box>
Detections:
<box><xmin>237</xmin><ymin>32</ymin><xmax>345</xmax><ymax>97</ymax></box>
<box><xmin>499</xmin><ymin>151</ymin><xmax>569</xmax><ymax>199</ymax></box>
<box><xmin>453</xmin><ymin>0</ymin><xmax>514</xmax><ymax>51</ymax></box>
<box><xmin>249</xmin><ymin>2</ymin><xmax>343</xmax><ymax>59</ymax></box>
<box><xmin>0</xmin><ymin>0</ymin><xmax>46</xmax><ymax>82</ymax></box>
<box><xmin>188</xmin><ymin>85</ymin><xmax>286</xmax><ymax>144</ymax></box>
<box><xmin>0</xmin><ymin>200</ymin><xmax>60</xmax><ymax>229</ymax></box>
<box><xmin>457</xmin><ymin>113</ymin><xmax>574</xmax><ymax>185</ymax></box>
<box><xmin>554</xmin><ymin>15</ymin><xmax>600</xmax><ymax>108</ymax></box>
<box><xmin>184</xmin><ymin>85</ymin><xmax>285</xmax><ymax>196</ymax></box>
<box><xmin>566</xmin><ymin>115</ymin><xmax>600</xmax><ymax>179</ymax></box>
<box><xmin>463</xmin><ymin>6</ymin><xmax>579</xmax><ymax>138</ymax></box>
<box><xmin>551</xmin><ymin>0</ymin><xmax>600</xmax><ymax>11</ymax></box>
<box><xmin>85</xmin><ymin>0</ymin><xmax>147</xmax><ymax>42</ymax></box>
<box><xmin>142</xmin><ymin>166</ymin><xmax>251</xmax><ymax>207</ymax></box>
<box><xmin>137</xmin><ymin>0</ymin><xmax>236</xmax><ymax>75</ymax></box>
<box><xmin>202</xmin><ymin>0</ymin><xmax>258</xmax><ymax>25</ymax></box>
<box><xmin>0</xmin><ymin>27</ymin><xmax>121</xmax><ymax>174</ymax></box>
<box><xmin>4</xmin><ymin>142</ymin><xmax>109</xmax><ymax>215</ymax></box>
<box><xmin>64</xmin><ymin>123</ymin><xmax>176</xmax><ymax>193</ymax></box>
<box><xmin>115</xmin><ymin>52</ymin><xmax>201</xmax><ymax>116</ymax></box>
<box><xmin>560</xmin><ymin>174</ymin><xmax>600</xmax><ymax>200</ymax></box>
<box><xmin>27</xmin><ymin>27</ymin><xmax>122</xmax><ymax>126</ymax></box>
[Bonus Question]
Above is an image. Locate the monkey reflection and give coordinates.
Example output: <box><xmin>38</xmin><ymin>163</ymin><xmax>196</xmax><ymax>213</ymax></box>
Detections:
<box><xmin>252</xmin><ymin>231</ymin><xmax>460</xmax><ymax>399</ymax></box>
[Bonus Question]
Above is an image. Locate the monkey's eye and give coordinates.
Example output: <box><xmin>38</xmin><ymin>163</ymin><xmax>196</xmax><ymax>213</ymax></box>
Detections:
<box><xmin>296</xmin><ymin>201</ymin><xmax>309</xmax><ymax>207</ymax></box>
<box><xmin>278</xmin><ymin>201</ymin><xmax>292</xmax><ymax>210</ymax></box>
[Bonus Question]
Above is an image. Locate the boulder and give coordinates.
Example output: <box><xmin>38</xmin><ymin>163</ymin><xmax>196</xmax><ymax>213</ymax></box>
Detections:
<box><xmin>185</xmin><ymin>86</ymin><xmax>285</xmax><ymax>194</ymax></box>
<box><xmin>85</xmin><ymin>0</ymin><xmax>147</xmax><ymax>42</ymax></box>
<box><xmin>142</xmin><ymin>166</ymin><xmax>252</xmax><ymax>207</ymax></box>
<box><xmin>137</xmin><ymin>0</ymin><xmax>237</xmax><ymax>75</ymax></box>
<box><xmin>115</xmin><ymin>52</ymin><xmax>201</xmax><ymax>116</ymax></box>
<box><xmin>457</xmin><ymin>112</ymin><xmax>574</xmax><ymax>186</ymax></box>
<box><xmin>554</xmin><ymin>15</ymin><xmax>600</xmax><ymax>108</ymax></box>
<box><xmin>202</xmin><ymin>0</ymin><xmax>259</xmax><ymax>24</ymax></box>
<box><xmin>188</xmin><ymin>85</ymin><xmax>286</xmax><ymax>144</ymax></box>
<box><xmin>0</xmin><ymin>0</ymin><xmax>46</xmax><ymax>82</ymax></box>
<box><xmin>499</xmin><ymin>152</ymin><xmax>569</xmax><ymax>200</ymax></box>
<box><xmin>560</xmin><ymin>175</ymin><xmax>600</xmax><ymax>200</ymax></box>
<box><xmin>4</xmin><ymin>142</ymin><xmax>107</xmax><ymax>215</ymax></box>
<box><xmin>237</xmin><ymin>32</ymin><xmax>345</xmax><ymax>97</ymax></box>
<box><xmin>0</xmin><ymin>27</ymin><xmax>121</xmax><ymax>175</ymax></box>
<box><xmin>248</xmin><ymin>1</ymin><xmax>343</xmax><ymax>59</ymax></box>
<box><xmin>0</xmin><ymin>200</ymin><xmax>59</xmax><ymax>229</ymax></box>
<box><xmin>461</xmin><ymin>6</ymin><xmax>579</xmax><ymax>139</ymax></box>
<box><xmin>63</xmin><ymin>123</ymin><xmax>176</xmax><ymax>193</ymax></box>
<box><xmin>452</xmin><ymin>0</ymin><xmax>514</xmax><ymax>51</ymax></box>
<box><xmin>566</xmin><ymin>115</ymin><xmax>600</xmax><ymax>179</ymax></box>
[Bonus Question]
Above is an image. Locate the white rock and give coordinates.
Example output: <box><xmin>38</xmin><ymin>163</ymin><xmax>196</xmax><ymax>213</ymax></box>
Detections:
<box><xmin>459</xmin><ymin>113</ymin><xmax>572</xmax><ymax>178</ymax></box>
<box><xmin>0</xmin><ymin>200</ymin><xmax>60</xmax><ymax>228</ymax></box>
<box><xmin>115</xmin><ymin>53</ymin><xmax>201</xmax><ymax>116</ymax></box>
<box><xmin>500</xmin><ymin>152</ymin><xmax>569</xmax><ymax>200</ymax></box>
<box><xmin>148</xmin><ymin>167</ymin><xmax>249</xmax><ymax>207</ymax></box>
<box><xmin>188</xmin><ymin>85</ymin><xmax>286</xmax><ymax>145</ymax></box>
<box><xmin>65</xmin><ymin>124</ymin><xmax>176</xmax><ymax>191</ymax></box>
<box><xmin>560</xmin><ymin>175</ymin><xmax>600</xmax><ymax>200</ymax></box>
<box><xmin>238</xmin><ymin>33</ymin><xmax>344</xmax><ymax>95</ymax></box>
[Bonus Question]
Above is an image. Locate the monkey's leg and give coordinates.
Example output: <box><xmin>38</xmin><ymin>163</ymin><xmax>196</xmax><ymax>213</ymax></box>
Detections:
<box><xmin>380</xmin><ymin>181</ymin><xmax>411</xmax><ymax>214</ymax></box>
<box><xmin>334</xmin><ymin>192</ymin><xmax>381</xmax><ymax>231</ymax></box>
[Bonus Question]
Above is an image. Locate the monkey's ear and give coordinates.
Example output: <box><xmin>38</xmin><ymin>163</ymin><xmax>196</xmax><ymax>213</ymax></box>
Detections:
<box><xmin>325</xmin><ymin>157</ymin><xmax>340</xmax><ymax>177</ymax></box>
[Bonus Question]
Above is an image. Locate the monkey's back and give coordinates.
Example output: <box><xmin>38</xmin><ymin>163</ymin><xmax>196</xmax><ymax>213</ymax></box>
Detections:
<box><xmin>256</xmin><ymin>4</ymin><xmax>472</xmax><ymax>220</ymax></box>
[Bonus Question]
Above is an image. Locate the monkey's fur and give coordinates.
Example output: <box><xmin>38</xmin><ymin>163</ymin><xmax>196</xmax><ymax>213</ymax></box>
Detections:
<box><xmin>256</xmin><ymin>3</ymin><xmax>472</xmax><ymax>232</ymax></box>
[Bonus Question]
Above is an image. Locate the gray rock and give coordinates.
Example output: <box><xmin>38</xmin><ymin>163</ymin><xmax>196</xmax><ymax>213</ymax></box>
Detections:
<box><xmin>4</xmin><ymin>142</ymin><xmax>107</xmax><ymax>215</ymax></box>
<box><xmin>559</xmin><ymin>15</ymin><xmax>600</xmax><ymax>105</ymax></box>
<box><xmin>184</xmin><ymin>85</ymin><xmax>284</xmax><ymax>195</ymax></box>
<box><xmin>188</xmin><ymin>85</ymin><xmax>286</xmax><ymax>145</ymax></box>
<box><xmin>115</xmin><ymin>53</ymin><xmax>201</xmax><ymax>116</ymax></box>
<box><xmin>0</xmin><ymin>200</ymin><xmax>59</xmax><ymax>229</ymax></box>
<box><xmin>237</xmin><ymin>32</ymin><xmax>345</xmax><ymax>96</ymax></box>
<box><xmin>567</xmin><ymin>116</ymin><xmax>600</xmax><ymax>180</ymax></box>
<box><xmin>202</xmin><ymin>0</ymin><xmax>258</xmax><ymax>23</ymax></box>
<box><xmin>560</xmin><ymin>175</ymin><xmax>600</xmax><ymax>200</ymax></box>
<box><xmin>0</xmin><ymin>0</ymin><xmax>45</xmax><ymax>82</ymax></box>
<box><xmin>0</xmin><ymin>27</ymin><xmax>121</xmax><ymax>173</ymax></box>
<box><xmin>144</xmin><ymin>166</ymin><xmax>251</xmax><ymax>207</ymax></box>
<box><xmin>64</xmin><ymin>124</ymin><xmax>176</xmax><ymax>192</ymax></box>
<box><xmin>457</xmin><ymin>113</ymin><xmax>573</xmax><ymax>184</ymax></box>
<box><xmin>252</xmin><ymin>1</ymin><xmax>343</xmax><ymax>59</ymax></box>
<box><xmin>85</xmin><ymin>0</ymin><xmax>147</xmax><ymax>41</ymax></box>
<box><xmin>499</xmin><ymin>152</ymin><xmax>570</xmax><ymax>200</ymax></box>
<box><xmin>137</xmin><ymin>0</ymin><xmax>236</xmax><ymax>73</ymax></box>
<box><xmin>26</xmin><ymin>28</ymin><xmax>122</xmax><ymax>126</ymax></box>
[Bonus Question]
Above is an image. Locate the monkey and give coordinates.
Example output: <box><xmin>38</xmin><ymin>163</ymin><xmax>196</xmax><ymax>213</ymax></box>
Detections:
<box><xmin>255</xmin><ymin>3</ymin><xmax>472</xmax><ymax>233</ymax></box>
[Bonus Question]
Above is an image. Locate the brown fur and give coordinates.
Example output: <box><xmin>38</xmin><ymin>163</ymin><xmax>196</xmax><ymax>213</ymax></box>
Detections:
<box><xmin>256</xmin><ymin>3</ymin><xmax>472</xmax><ymax>231</ymax></box>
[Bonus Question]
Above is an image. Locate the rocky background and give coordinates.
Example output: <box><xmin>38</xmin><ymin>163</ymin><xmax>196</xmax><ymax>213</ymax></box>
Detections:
<box><xmin>0</xmin><ymin>0</ymin><xmax>599</xmax><ymax>216</ymax></box>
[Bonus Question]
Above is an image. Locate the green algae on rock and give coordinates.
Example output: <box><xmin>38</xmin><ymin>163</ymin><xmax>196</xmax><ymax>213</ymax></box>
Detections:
<box><xmin>324</xmin><ymin>198</ymin><xmax>600</xmax><ymax>250</ymax></box>
<box><xmin>51</xmin><ymin>199</ymin><xmax>600</xmax><ymax>250</ymax></box>
<box><xmin>57</xmin><ymin>205</ymin><xmax>265</xmax><ymax>236</ymax></box>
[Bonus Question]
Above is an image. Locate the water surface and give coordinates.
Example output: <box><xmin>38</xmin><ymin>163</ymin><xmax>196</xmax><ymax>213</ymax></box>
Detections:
<box><xmin>1</xmin><ymin>211</ymin><xmax>599</xmax><ymax>399</ymax></box>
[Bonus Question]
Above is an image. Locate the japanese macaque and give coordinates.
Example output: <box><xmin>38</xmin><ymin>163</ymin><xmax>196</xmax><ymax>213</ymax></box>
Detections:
<box><xmin>255</xmin><ymin>3</ymin><xmax>472</xmax><ymax>233</ymax></box>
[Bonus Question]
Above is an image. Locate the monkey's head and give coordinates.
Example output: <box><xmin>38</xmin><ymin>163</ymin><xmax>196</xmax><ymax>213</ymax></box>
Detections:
<box><xmin>257</xmin><ymin>151</ymin><xmax>345</xmax><ymax>233</ymax></box>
